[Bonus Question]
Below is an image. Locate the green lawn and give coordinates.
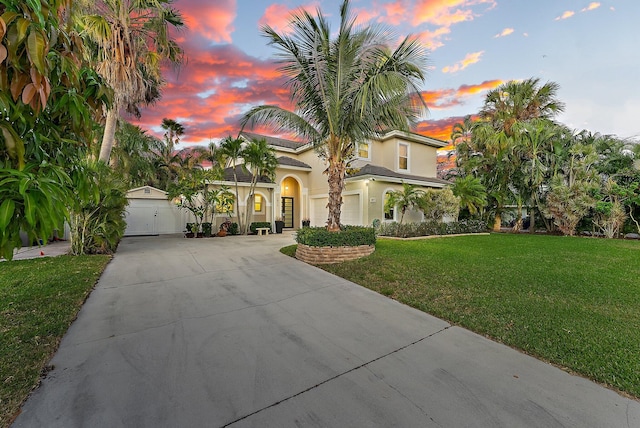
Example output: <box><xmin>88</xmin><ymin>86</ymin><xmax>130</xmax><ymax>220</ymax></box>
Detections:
<box><xmin>282</xmin><ymin>234</ymin><xmax>640</xmax><ymax>398</ymax></box>
<box><xmin>0</xmin><ymin>255</ymin><xmax>111</xmax><ymax>427</ymax></box>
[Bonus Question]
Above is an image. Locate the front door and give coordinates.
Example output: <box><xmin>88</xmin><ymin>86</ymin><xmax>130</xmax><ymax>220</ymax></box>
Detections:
<box><xmin>281</xmin><ymin>197</ymin><xmax>294</xmax><ymax>228</ymax></box>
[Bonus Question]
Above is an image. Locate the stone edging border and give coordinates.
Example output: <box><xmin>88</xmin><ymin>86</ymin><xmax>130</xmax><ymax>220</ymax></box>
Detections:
<box><xmin>295</xmin><ymin>243</ymin><xmax>375</xmax><ymax>264</ymax></box>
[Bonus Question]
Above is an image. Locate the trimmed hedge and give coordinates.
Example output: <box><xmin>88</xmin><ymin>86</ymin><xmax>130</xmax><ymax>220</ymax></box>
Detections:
<box><xmin>250</xmin><ymin>222</ymin><xmax>272</xmax><ymax>234</ymax></box>
<box><xmin>295</xmin><ymin>226</ymin><xmax>376</xmax><ymax>247</ymax></box>
<box><xmin>378</xmin><ymin>219</ymin><xmax>488</xmax><ymax>238</ymax></box>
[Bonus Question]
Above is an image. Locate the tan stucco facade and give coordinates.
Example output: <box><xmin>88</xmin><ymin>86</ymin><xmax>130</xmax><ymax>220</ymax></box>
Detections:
<box><xmin>208</xmin><ymin>130</ymin><xmax>448</xmax><ymax>230</ymax></box>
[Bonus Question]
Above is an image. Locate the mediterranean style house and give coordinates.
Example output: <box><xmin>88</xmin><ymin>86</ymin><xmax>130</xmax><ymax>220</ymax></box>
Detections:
<box><xmin>208</xmin><ymin>130</ymin><xmax>450</xmax><ymax>230</ymax></box>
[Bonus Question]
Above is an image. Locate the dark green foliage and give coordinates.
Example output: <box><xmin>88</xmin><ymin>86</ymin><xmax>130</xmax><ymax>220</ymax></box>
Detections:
<box><xmin>378</xmin><ymin>220</ymin><xmax>488</xmax><ymax>238</ymax></box>
<box><xmin>228</xmin><ymin>222</ymin><xmax>239</xmax><ymax>235</ymax></box>
<box><xmin>295</xmin><ymin>226</ymin><xmax>376</xmax><ymax>247</ymax></box>
<box><xmin>250</xmin><ymin>222</ymin><xmax>272</xmax><ymax>234</ymax></box>
<box><xmin>69</xmin><ymin>162</ymin><xmax>128</xmax><ymax>255</ymax></box>
<box><xmin>0</xmin><ymin>164</ymin><xmax>72</xmax><ymax>260</ymax></box>
<box><xmin>201</xmin><ymin>222</ymin><xmax>212</xmax><ymax>237</ymax></box>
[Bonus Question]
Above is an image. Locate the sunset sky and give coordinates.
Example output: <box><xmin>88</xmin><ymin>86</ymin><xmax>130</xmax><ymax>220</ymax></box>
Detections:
<box><xmin>134</xmin><ymin>0</ymin><xmax>639</xmax><ymax>148</ymax></box>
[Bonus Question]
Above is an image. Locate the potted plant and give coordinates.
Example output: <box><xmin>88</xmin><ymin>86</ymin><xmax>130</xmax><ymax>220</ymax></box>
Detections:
<box><xmin>201</xmin><ymin>222</ymin><xmax>213</xmax><ymax>237</ymax></box>
<box><xmin>185</xmin><ymin>222</ymin><xmax>195</xmax><ymax>238</ymax></box>
<box><xmin>275</xmin><ymin>217</ymin><xmax>285</xmax><ymax>234</ymax></box>
<box><xmin>302</xmin><ymin>218</ymin><xmax>311</xmax><ymax>227</ymax></box>
<box><xmin>218</xmin><ymin>218</ymin><xmax>232</xmax><ymax>237</ymax></box>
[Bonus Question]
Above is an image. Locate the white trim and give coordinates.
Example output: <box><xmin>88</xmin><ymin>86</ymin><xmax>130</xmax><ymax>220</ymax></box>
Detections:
<box><xmin>357</xmin><ymin>141</ymin><xmax>372</xmax><ymax>161</ymax></box>
<box><xmin>126</xmin><ymin>185</ymin><xmax>168</xmax><ymax>196</ymax></box>
<box><xmin>397</xmin><ymin>141</ymin><xmax>410</xmax><ymax>173</ymax></box>
<box><xmin>278</xmin><ymin>164</ymin><xmax>312</xmax><ymax>171</ymax></box>
<box><xmin>207</xmin><ymin>180</ymin><xmax>277</xmax><ymax>189</ymax></box>
<box><xmin>344</xmin><ymin>174</ymin><xmax>447</xmax><ymax>188</ymax></box>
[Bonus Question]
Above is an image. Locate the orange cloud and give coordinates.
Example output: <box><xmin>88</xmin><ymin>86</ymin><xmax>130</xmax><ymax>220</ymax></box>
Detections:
<box><xmin>180</xmin><ymin>0</ymin><xmax>236</xmax><ymax>43</ymax></box>
<box><xmin>494</xmin><ymin>27</ymin><xmax>514</xmax><ymax>38</ymax></box>
<box><xmin>412</xmin><ymin>0</ymin><xmax>496</xmax><ymax>26</ymax></box>
<box><xmin>258</xmin><ymin>3</ymin><xmax>318</xmax><ymax>33</ymax></box>
<box><xmin>442</xmin><ymin>51</ymin><xmax>484</xmax><ymax>74</ymax></box>
<box><xmin>456</xmin><ymin>79</ymin><xmax>504</xmax><ymax>95</ymax></box>
<box><xmin>555</xmin><ymin>10</ymin><xmax>575</xmax><ymax>21</ymax></box>
<box><xmin>415</xmin><ymin>116</ymin><xmax>468</xmax><ymax>142</ymax></box>
<box><xmin>420</xmin><ymin>79</ymin><xmax>503</xmax><ymax>110</ymax></box>
<box><xmin>581</xmin><ymin>2</ymin><xmax>600</xmax><ymax>12</ymax></box>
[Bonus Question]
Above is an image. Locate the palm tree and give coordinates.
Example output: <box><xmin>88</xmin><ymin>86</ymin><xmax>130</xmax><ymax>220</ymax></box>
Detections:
<box><xmin>511</xmin><ymin>119</ymin><xmax>559</xmax><ymax>232</ymax></box>
<box><xmin>219</xmin><ymin>136</ymin><xmax>246</xmax><ymax>232</ymax></box>
<box><xmin>161</xmin><ymin>118</ymin><xmax>185</xmax><ymax>152</ymax></box>
<box><xmin>80</xmin><ymin>0</ymin><xmax>185</xmax><ymax>164</ymax></box>
<box><xmin>111</xmin><ymin>121</ymin><xmax>162</xmax><ymax>188</ymax></box>
<box><xmin>385</xmin><ymin>183</ymin><xmax>426</xmax><ymax>224</ymax></box>
<box><xmin>241</xmin><ymin>138</ymin><xmax>278</xmax><ymax>233</ymax></box>
<box><xmin>450</xmin><ymin>175</ymin><xmax>487</xmax><ymax>216</ymax></box>
<box><xmin>241</xmin><ymin>0</ymin><xmax>428</xmax><ymax>231</ymax></box>
<box><xmin>480</xmin><ymin>78</ymin><xmax>565</xmax><ymax>137</ymax></box>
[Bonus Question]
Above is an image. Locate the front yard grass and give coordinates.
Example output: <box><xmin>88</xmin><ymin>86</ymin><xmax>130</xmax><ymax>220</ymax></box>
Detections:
<box><xmin>0</xmin><ymin>255</ymin><xmax>111</xmax><ymax>427</ymax></box>
<box><xmin>282</xmin><ymin>234</ymin><xmax>640</xmax><ymax>398</ymax></box>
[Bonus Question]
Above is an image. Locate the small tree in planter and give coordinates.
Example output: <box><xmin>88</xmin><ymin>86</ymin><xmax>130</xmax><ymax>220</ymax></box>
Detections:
<box><xmin>169</xmin><ymin>169</ymin><xmax>212</xmax><ymax>238</ymax></box>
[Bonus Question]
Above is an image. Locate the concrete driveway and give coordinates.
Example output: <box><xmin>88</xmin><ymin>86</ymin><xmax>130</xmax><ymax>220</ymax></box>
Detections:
<box><xmin>14</xmin><ymin>233</ymin><xmax>639</xmax><ymax>427</ymax></box>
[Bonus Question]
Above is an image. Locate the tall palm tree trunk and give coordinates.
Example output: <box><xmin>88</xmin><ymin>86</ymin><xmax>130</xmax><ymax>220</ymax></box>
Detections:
<box><xmin>231</xmin><ymin>169</ymin><xmax>244</xmax><ymax>234</ymax></box>
<box><xmin>493</xmin><ymin>211</ymin><xmax>502</xmax><ymax>232</ymax></box>
<box><xmin>327</xmin><ymin>157</ymin><xmax>346</xmax><ymax>231</ymax></box>
<box><xmin>99</xmin><ymin>108</ymin><xmax>118</xmax><ymax>163</ymax></box>
<box><xmin>529</xmin><ymin>192</ymin><xmax>537</xmax><ymax>233</ymax></box>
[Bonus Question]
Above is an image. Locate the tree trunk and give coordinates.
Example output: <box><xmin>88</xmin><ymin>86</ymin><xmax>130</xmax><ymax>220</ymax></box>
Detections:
<box><xmin>493</xmin><ymin>212</ymin><xmax>502</xmax><ymax>232</ymax></box>
<box><xmin>99</xmin><ymin>108</ymin><xmax>119</xmax><ymax>164</ymax></box>
<box><xmin>327</xmin><ymin>157</ymin><xmax>346</xmax><ymax>231</ymax></box>
<box><xmin>529</xmin><ymin>194</ymin><xmax>536</xmax><ymax>234</ymax></box>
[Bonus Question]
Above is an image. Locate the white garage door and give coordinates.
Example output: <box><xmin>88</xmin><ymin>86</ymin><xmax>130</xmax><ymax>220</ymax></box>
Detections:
<box><xmin>341</xmin><ymin>194</ymin><xmax>361</xmax><ymax>226</ymax></box>
<box><xmin>124</xmin><ymin>199</ymin><xmax>186</xmax><ymax>236</ymax></box>
<box><xmin>311</xmin><ymin>198</ymin><xmax>328</xmax><ymax>227</ymax></box>
<box><xmin>310</xmin><ymin>194</ymin><xmax>361</xmax><ymax>227</ymax></box>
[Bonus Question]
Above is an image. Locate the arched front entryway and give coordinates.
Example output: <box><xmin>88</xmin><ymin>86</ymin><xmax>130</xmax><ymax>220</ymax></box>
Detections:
<box><xmin>280</xmin><ymin>176</ymin><xmax>301</xmax><ymax>229</ymax></box>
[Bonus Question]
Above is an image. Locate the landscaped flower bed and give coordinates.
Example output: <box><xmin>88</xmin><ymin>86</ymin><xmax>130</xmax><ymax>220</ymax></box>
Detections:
<box><xmin>377</xmin><ymin>219</ymin><xmax>488</xmax><ymax>238</ymax></box>
<box><xmin>295</xmin><ymin>226</ymin><xmax>376</xmax><ymax>264</ymax></box>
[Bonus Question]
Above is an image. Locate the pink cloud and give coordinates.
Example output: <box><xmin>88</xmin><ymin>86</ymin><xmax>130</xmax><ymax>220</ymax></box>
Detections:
<box><xmin>179</xmin><ymin>0</ymin><xmax>236</xmax><ymax>43</ymax></box>
<box><xmin>258</xmin><ymin>3</ymin><xmax>319</xmax><ymax>33</ymax></box>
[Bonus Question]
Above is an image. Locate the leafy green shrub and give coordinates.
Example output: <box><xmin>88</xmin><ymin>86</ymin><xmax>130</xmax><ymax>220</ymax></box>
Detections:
<box><xmin>201</xmin><ymin>222</ymin><xmax>212</xmax><ymax>237</ymax></box>
<box><xmin>228</xmin><ymin>222</ymin><xmax>239</xmax><ymax>235</ymax></box>
<box><xmin>250</xmin><ymin>222</ymin><xmax>272</xmax><ymax>234</ymax></box>
<box><xmin>378</xmin><ymin>220</ymin><xmax>487</xmax><ymax>238</ymax></box>
<box><xmin>295</xmin><ymin>226</ymin><xmax>376</xmax><ymax>247</ymax></box>
<box><xmin>69</xmin><ymin>162</ymin><xmax>128</xmax><ymax>255</ymax></box>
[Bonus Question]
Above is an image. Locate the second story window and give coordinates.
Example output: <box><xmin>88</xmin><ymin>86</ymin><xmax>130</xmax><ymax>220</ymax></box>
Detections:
<box><xmin>358</xmin><ymin>142</ymin><xmax>371</xmax><ymax>160</ymax></box>
<box><xmin>398</xmin><ymin>143</ymin><xmax>409</xmax><ymax>171</ymax></box>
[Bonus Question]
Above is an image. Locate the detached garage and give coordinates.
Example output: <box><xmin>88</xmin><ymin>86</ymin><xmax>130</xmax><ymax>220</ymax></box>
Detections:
<box><xmin>124</xmin><ymin>186</ymin><xmax>187</xmax><ymax>236</ymax></box>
